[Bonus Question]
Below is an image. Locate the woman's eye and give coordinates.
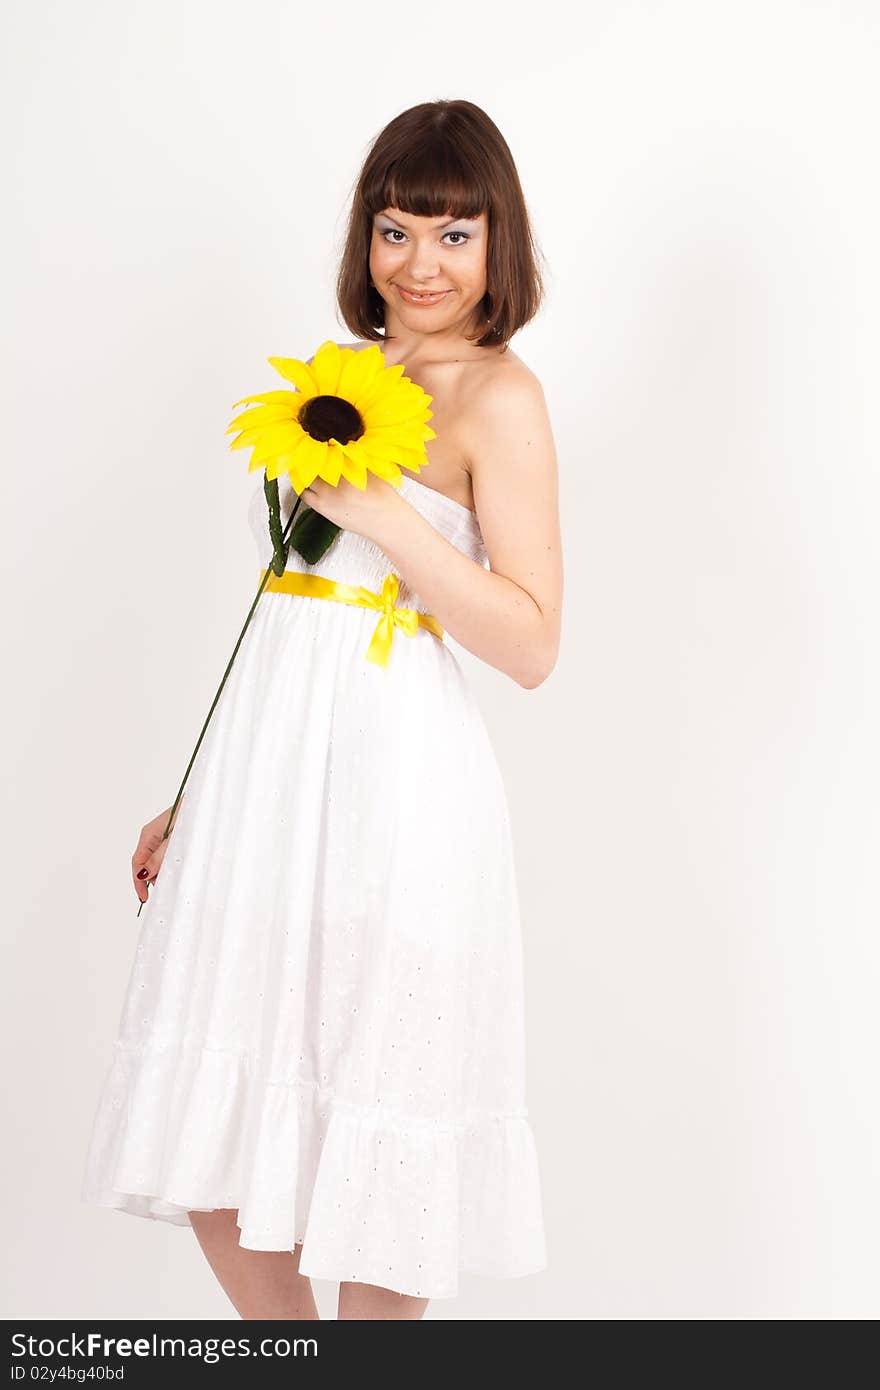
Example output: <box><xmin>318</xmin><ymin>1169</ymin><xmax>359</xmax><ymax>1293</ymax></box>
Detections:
<box><xmin>380</xmin><ymin>229</ymin><xmax>469</xmax><ymax>246</ymax></box>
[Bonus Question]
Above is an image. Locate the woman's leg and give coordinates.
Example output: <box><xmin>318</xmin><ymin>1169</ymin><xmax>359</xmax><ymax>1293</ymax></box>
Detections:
<box><xmin>337</xmin><ymin>1280</ymin><xmax>429</xmax><ymax>1321</ymax></box>
<box><xmin>188</xmin><ymin>1208</ymin><xmax>320</xmax><ymax>1320</ymax></box>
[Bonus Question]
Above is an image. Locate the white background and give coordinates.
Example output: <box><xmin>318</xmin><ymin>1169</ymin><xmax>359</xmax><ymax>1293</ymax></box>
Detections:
<box><xmin>2</xmin><ymin>0</ymin><xmax>879</xmax><ymax>1319</ymax></box>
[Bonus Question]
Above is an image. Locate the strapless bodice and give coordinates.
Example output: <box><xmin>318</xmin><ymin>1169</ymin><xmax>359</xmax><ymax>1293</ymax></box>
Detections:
<box><xmin>248</xmin><ymin>472</ymin><xmax>488</xmax><ymax>616</ymax></box>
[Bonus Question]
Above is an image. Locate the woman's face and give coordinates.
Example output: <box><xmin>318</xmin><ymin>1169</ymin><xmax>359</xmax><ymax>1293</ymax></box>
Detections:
<box><xmin>369</xmin><ymin>206</ymin><xmax>488</xmax><ymax>341</ymax></box>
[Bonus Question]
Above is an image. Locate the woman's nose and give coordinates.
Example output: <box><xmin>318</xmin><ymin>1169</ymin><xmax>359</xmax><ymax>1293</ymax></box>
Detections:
<box><xmin>407</xmin><ymin>249</ymin><xmax>441</xmax><ymax>278</ymax></box>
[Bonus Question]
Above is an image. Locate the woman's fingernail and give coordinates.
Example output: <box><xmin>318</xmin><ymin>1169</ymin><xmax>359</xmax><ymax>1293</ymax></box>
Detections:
<box><xmin>137</xmin><ymin>868</ymin><xmax>149</xmax><ymax>879</ymax></box>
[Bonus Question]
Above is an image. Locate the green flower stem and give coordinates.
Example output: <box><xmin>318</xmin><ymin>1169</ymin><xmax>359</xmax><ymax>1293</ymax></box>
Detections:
<box><xmin>136</xmin><ymin>489</ymin><xmax>304</xmax><ymax>918</ymax></box>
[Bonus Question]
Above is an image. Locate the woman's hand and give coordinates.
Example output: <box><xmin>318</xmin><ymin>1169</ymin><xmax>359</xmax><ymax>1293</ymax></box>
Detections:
<box><xmin>299</xmin><ymin>472</ymin><xmax>404</xmax><ymax>544</ymax></box>
<box><xmin>131</xmin><ymin>800</ymin><xmax>183</xmax><ymax>904</ymax></box>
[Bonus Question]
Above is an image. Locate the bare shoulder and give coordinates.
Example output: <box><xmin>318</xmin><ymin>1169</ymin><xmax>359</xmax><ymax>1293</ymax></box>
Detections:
<box><xmin>461</xmin><ymin>347</ymin><xmax>547</xmax><ymax>421</ymax></box>
<box><xmin>459</xmin><ymin>349</ymin><xmax>552</xmax><ymax>467</ymax></box>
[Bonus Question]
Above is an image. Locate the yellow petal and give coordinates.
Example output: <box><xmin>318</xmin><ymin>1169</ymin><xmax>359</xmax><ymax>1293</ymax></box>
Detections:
<box><xmin>224</xmin><ymin>403</ymin><xmax>298</xmax><ymax>434</ymax></box>
<box><xmin>382</xmin><ymin>362</ymin><xmax>407</xmax><ymax>383</ymax></box>
<box><xmin>319</xmin><ymin>439</ymin><xmax>346</xmax><ymax>486</ymax></box>
<box><xmin>364</xmin><ymin>461</ymin><xmax>403</xmax><ymax>485</ymax></box>
<box><xmin>267</xmin><ymin>356</ymin><xmax>319</xmax><ymax>395</ymax></box>
<box><xmin>263</xmin><ymin>438</ymin><xmax>309</xmax><ymax>479</ymax></box>
<box><xmin>310</xmin><ymin>340</ymin><xmax>344</xmax><ymax>395</ymax></box>
<box><xmin>295</xmin><ymin>433</ymin><xmax>330</xmax><ymax>484</ymax></box>
<box><xmin>339</xmin><ymin>445</ymin><xmax>368</xmax><ymax>489</ymax></box>
<box><xmin>338</xmin><ymin>347</ymin><xmax>384</xmax><ymax>405</ymax></box>
<box><xmin>355</xmin><ymin>372</ymin><xmax>411</xmax><ymax>415</ymax></box>
<box><xmin>363</xmin><ymin>419</ymin><xmax>433</xmax><ymax>441</ymax></box>
<box><xmin>250</xmin><ymin>428</ymin><xmax>303</xmax><ymax>467</ymax></box>
<box><xmin>363</xmin><ymin>439</ymin><xmax>429</xmax><ymax>465</ymax></box>
<box><xmin>363</xmin><ymin>387</ymin><xmax>428</xmax><ymax>414</ymax></box>
<box><xmin>366</xmin><ymin>404</ymin><xmax>436</xmax><ymax>430</ymax></box>
<box><xmin>289</xmin><ymin>458</ymin><xmax>313</xmax><ymax>493</ymax></box>
<box><xmin>230</xmin><ymin>389</ymin><xmax>300</xmax><ymax>409</ymax></box>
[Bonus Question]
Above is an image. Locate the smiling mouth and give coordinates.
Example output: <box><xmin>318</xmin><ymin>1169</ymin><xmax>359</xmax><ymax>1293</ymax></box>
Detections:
<box><xmin>396</xmin><ymin>286</ymin><xmax>451</xmax><ymax>303</ymax></box>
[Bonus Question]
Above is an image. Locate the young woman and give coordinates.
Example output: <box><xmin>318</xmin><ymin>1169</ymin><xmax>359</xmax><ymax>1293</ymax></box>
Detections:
<box><xmin>81</xmin><ymin>98</ymin><xmax>563</xmax><ymax>1321</ymax></box>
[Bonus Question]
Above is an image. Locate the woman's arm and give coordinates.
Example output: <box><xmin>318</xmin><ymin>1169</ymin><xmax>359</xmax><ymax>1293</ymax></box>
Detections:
<box><xmin>374</xmin><ymin>372</ymin><xmax>563</xmax><ymax>688</ymax></box>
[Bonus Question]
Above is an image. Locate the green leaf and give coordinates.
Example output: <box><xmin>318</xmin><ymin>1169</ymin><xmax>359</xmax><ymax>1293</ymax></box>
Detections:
<box><xmin>289</xmin><ymin>508</ymin><xmax>343</xmax><ymax>564</ymax></box>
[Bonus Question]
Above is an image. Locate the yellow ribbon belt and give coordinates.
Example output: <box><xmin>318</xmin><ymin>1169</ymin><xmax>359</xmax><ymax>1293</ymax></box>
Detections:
<box><xmin>259</xmin><ymin>568</ymin><xmax>444</xmax><ymax>668</ymax></box>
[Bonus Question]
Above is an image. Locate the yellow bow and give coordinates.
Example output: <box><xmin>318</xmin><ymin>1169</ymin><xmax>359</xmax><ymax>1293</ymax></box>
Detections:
<box><xmin>259</xmin><ymin>567</ymin><xmax>444</xmax><ymax>667</ymax></box>
<box><xmin>362</xmin><ymin>572</ymin><xmax>419</xmax><ymax>666</ymax></box>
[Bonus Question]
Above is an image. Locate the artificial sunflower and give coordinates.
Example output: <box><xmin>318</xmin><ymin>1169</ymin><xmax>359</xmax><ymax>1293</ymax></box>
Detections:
<box><xmin>226</xmin><ymin>338</ymin><xmax>436</xmax><ymax>565</ymax></box>
<box><xmin>136</xmin><ymin>340</ymin><xmax>436</xmax><ymax>918</ymax></box>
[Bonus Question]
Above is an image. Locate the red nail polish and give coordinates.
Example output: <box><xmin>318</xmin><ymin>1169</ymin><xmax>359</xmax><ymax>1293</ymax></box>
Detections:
<box><xmin>137</xmin><ymin>868</ymin><xmax>149</xmax><ymax>879</ymax></box>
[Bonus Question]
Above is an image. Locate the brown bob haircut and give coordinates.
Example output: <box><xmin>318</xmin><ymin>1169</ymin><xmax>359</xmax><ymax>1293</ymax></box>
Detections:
<box><xmin>336</xmin><ymin>99</ymin><xmax>545</xmax><ymax>351</ymax></box>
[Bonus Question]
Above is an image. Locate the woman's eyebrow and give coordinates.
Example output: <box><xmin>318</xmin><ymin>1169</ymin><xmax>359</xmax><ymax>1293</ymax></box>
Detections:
<box><xmin>376</xmin><ymin>213</ymin><xmax>478</xmax><ymax>229</ymax></box>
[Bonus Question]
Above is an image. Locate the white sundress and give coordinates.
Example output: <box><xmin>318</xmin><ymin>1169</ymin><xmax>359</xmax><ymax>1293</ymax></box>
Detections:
<box><xmin>80</xmin><ymin>470</ymin><xmax>547</xmax><ymax>1300</ymax></box>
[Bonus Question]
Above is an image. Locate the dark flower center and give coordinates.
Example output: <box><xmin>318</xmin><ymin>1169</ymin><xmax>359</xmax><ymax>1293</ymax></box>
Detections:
<box><xmin>299</xmin><ymin>395</ymin><xmax>364</xmax><ymax>445</ymax></box>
